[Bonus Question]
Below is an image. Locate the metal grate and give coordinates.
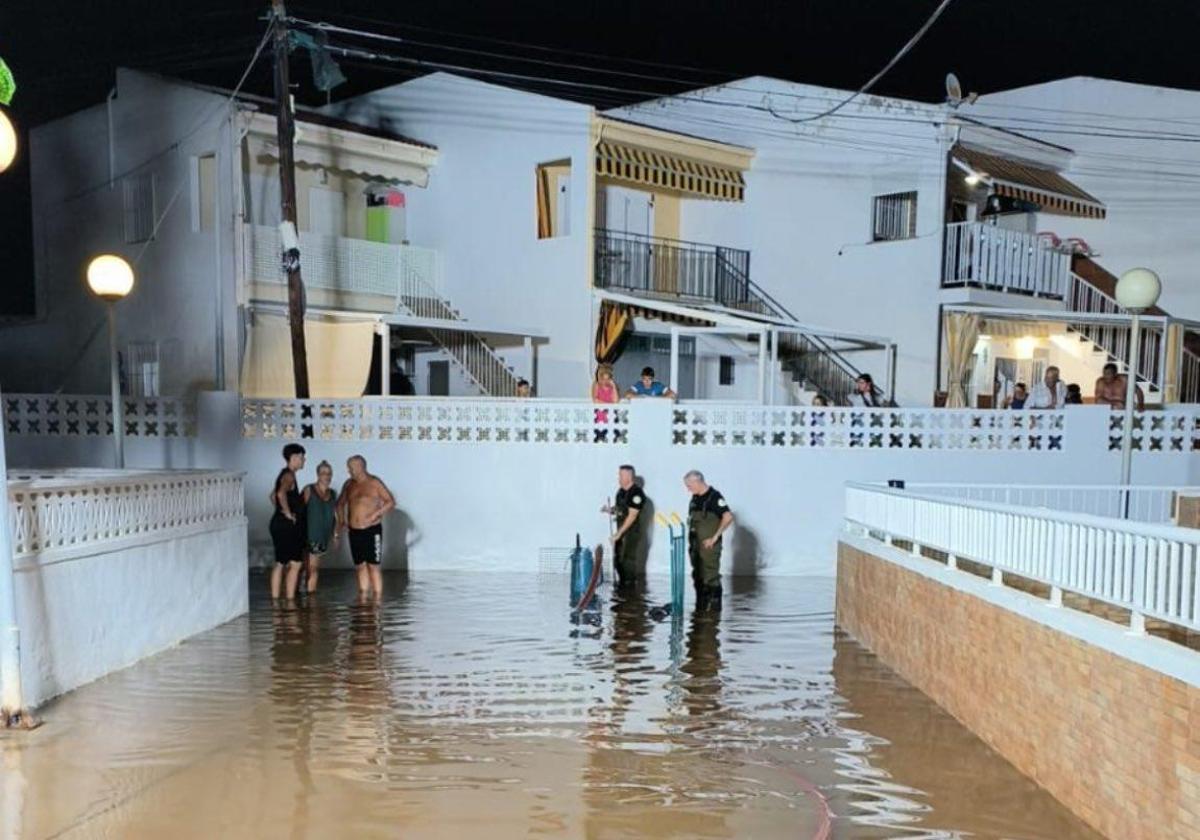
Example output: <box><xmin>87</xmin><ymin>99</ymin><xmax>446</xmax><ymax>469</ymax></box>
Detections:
<box><xmin>123</xmin><ymin>173</ymin><xmax>156</xmax><ymax>244</ymax></box>
<box><xmin>872</xmin><ymin>191</ymin><xmax>917</xmax><ymax>242</ymax></box>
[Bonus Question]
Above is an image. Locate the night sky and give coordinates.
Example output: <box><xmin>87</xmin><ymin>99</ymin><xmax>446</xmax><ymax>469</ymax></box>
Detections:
<box><xmin>2</xmin><ymin>0</ymin><xmax>1198</xmax><ymax>315</ymax></box>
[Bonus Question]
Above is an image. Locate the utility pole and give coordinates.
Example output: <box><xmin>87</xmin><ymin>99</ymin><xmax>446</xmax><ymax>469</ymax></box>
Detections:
<box><xmin>270</xmin><ymin>0</ymin><xmax>310</xmax><ymax>397</ymax></box>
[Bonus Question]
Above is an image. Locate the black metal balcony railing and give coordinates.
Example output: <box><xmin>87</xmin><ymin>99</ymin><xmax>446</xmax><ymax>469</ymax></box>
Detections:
<box><xmin>593</xmin><ymin>228</ymin><xmax>753</xmax><ymax>310</ymax></box>
<box><xmin>593</xmin><ymin>228</ymin><xmax>887</xmax><ymax>406</ymax></box>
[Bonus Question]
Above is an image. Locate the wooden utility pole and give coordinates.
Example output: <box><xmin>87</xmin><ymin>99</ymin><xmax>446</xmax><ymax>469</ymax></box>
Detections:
<box><xmin>270</xmin><ymin>0</ymin><xmax>310</xmax><ymax>397</ymax></box>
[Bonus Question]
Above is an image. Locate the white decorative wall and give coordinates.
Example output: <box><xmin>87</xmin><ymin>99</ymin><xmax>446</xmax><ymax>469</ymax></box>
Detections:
<box><xmin>6</xmin><ymin>392</ymin><xmax>1200</xmax><ymax>581</ymax></box>
<box><xmin>6</xmin><ymin>469</ymin><xmax>248</xmax><ymax>707</ymax></box>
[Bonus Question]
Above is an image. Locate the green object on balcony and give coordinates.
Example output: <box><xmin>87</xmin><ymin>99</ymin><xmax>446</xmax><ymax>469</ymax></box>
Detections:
<box><xmin>365</xmin><ymin>207</ymin><xmax>390</xmax><ymax>244</ymax></box>
<box><xmin>0</xmin><ymin>59</ymin><xmax>15</xmax><ymax>105</ymax></box>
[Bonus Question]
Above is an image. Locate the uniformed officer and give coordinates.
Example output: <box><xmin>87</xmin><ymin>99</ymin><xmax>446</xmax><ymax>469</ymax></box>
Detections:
<box><xmin>602</xmin><ymin>464</ymin><xmax>646</xmax><ymax>586</ymax></box>
<box><xmin>684</xmin><ymin>470</ymin><xmax>734</xmax><ymax>609</ymax></box>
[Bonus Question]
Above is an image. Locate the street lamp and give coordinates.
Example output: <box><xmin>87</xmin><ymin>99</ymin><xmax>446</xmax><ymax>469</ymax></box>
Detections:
<box><xmin>1116</xmin><ymin>267</ymin><xmax>1162</xmax><ymax>493</ymax></box>
<box><xmin>0</xmin><ymin>110</ymin><xmax>16</xmax><ymax>174</ymax></box>
<box><xmin>86</xmin><ymin>255</ymin><xmax>135</xmax><ymax>469</ymax></box>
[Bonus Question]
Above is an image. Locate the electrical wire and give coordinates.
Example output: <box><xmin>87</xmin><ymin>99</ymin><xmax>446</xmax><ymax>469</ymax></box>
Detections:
<box><xmin>768</xmin><ymin>0</ymin><xmax>955</xmax><ymax>124</ymax></box>
<box><xmin>53</xmin><ymin>23</ymin><xmax>273</xmax><ymax>207</ymax></box>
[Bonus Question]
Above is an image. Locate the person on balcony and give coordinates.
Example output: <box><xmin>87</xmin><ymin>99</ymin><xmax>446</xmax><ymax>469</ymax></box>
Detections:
<box><xmin>846</xmin><ymin>373</ymin><xmax>881</xmax><ymax>407</ymax></box>
<box><xmin>1003</xmin><ymin>383</ymin><xmax>1028</xmax><ymax>409</ymax></box>
<box><xmin>1094</xmin><ymin>363</ymin><xmax>1144</xmax><ymax>411</ymax></box>
<box><xmin>269</xmin><ymin>443</ymin><xmax>307</xmax><ymax>603</ymax></box>
<box><xmin>624</xmin><ymin>366</ymin><xmax>676</xmax><ymax>400</ymax></box>
<box><xmin>516</xmin><ymin>378</ymin><xmax>533</xmax><ymax>398</ymax></box>
<box><xmin>684</xmin><ymin>470</ymin><xmax>734</xmax><ymax>611</ymax></box>
<box><xmin>1066</xmin><ymin>384</ymin><xmax>1084</xmax><ymax>405</ymax></box>
<box><xmin>1027</xmin><ymin>366</ymin><xmax>1067</xmax><ymax>410</ymax></box>
<box><xmin>592</xmin><ymin>365</ymin><xmax>620</xmax><ymax>405</ymax></box>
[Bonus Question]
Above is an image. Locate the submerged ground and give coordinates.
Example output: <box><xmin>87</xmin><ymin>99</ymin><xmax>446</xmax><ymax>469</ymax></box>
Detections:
<box><xmin>1</xmin><ymin>570</ymin><xmax>1100</xmax><ymax>839</ymax></box>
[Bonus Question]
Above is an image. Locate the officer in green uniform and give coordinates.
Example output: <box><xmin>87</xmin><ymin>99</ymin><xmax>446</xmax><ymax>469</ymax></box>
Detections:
<box><xmin>684</xmin><ymin>470</ymin><xmax>734</xmax><ymax>610</ymax></box>
<box><xmin>604</xmin><ymin>464</ymin><xmax>646</xmax><ymax>586</ymax></box>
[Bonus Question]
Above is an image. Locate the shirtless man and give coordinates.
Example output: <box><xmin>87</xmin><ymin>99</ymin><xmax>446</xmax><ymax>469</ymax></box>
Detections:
<box><xmin>1095</xmin><ymin>363</ymin><xmax>1144</xmax><ymax>411</ymax></box>
<box><xmin>337</xmin><ymin>455</ymin><xmax>396</xmax><ymax>598</ymax></box>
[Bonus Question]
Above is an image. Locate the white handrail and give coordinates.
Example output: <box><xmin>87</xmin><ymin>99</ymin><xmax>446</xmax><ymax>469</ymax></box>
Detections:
<box><xmin>894</xmin><ymin>482</ymin><xmax>1190</xmax><ymax>523</ymax></box>
<box><xmin>943</xmin><ymin>222</ymin><xmax>1069</xmax><ymax>298</ymax></box>
<box><xmin>845</xmin><ymin>482</ymin><xmax>1200</xmax><ymax>633</ymax></box>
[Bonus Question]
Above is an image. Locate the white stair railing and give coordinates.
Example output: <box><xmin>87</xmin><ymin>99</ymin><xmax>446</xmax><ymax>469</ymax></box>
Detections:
<box><xmin>246</xmin><ymin>224</ymin><xmax>519</xmax><ymax>396</ymax></box>
<box><xmin>1067</xmin><ymin>272</ymin><xmax>1164</xmax><ymax>392</ymax></box>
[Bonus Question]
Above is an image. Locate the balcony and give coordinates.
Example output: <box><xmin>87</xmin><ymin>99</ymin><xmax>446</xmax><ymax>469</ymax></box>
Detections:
<box><xmin>243</xmin><ymin>224</ymin><xmax>440</xmax><ymax>316</ymax></box>
<box><xmin>942</xmin><ymin>221</ymin><xmax>1070</xmax><ymax>299</ymax></box>
<box><xmin>593</xmin><ymin>228</ymin><xmax>756</xmax><ymax>311</ymax></box>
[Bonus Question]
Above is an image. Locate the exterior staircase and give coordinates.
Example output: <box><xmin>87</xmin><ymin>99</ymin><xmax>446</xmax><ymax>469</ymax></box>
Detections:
<box><xmin>396</xmin><ymin>269</ymin><xmax>522</xmax><ymax>397</ymax></box>
<box><xmin>1069</xmin><ymin>256</ymin><xmax>1200</xmax><ymax>403</ymax></box>
<box><xmin>594</xmin><ymin>228</ymin><xmax>885</xmax><ymax>406</ymax></box>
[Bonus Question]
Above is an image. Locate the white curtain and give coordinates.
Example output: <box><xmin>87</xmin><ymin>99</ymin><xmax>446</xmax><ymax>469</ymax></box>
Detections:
<box><xmin>944</xmin><ymin>312</ymin><xmax>981</xmax><ymax>409</ymax></box>
<box><xmin>241</xmin><ymin>312</ymin><xmax>377</xmax><ymax>398</ymax></box>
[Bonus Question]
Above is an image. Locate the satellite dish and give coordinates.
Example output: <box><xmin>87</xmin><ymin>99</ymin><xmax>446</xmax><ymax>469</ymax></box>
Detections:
<box><xmin>945</xmin><ymin>72</ymin><xmax>964</xmax><ymax>105</ymax></box>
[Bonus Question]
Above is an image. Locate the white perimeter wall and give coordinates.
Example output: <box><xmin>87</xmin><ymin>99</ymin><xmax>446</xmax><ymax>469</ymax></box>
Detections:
<box><xmin>329</xmin><ymin>74</ymin><xmax>597</xmax><ymax>398</ymax></box>
<box><xmin>975</xmin><ymin>77</ymin><xmax>1200</xmax><ymax>321</ymax></box>
<box><xmin>14</xmin><ymin>520</ymin><xmax>247</xmax><ymax>707</ymax></box>
<box><xmin>0</xmin><ymin>69</ymin><xmax>236</xmax><ymax>397</ymax></box>
<box><xmin>6</xmin><ymin>393</ymin><xmax>1200</xmax><ymax>581</ymax></box>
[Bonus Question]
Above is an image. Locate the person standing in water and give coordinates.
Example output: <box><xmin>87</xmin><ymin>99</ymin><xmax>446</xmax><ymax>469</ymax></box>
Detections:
<box><xmin>338</xmin><ymin>455</ymin><xmax>396</xmax><ymax>599</ymax></box>
<box><xmin>302</xmin><ymin>461</ymin><xmax>340</xmax><ymax>596</ymax></box>
<box><xmin>269</xmin><ymin>443</ymin><xmax>307</xmax><ymax>602</ymax></box>
<box><xmin>602</xmin><ymin>464</ymin><xmax>647</xmax><ymax>587</ymax></box>
<box><xmin>684</xmin><ymin>470</ymin><xmax>734</xmax><ymax>610</ymax></box>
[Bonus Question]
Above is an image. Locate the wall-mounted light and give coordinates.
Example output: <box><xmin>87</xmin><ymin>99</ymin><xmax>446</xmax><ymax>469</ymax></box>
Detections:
<box><xmin>964</xmin><ymin>171</ymin><xmax>983</xmax><ymax>186</ymax></box>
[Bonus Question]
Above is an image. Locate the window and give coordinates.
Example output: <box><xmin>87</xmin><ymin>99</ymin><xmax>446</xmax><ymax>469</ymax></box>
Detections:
<box><xmin>536</xmin><ymin>160</ymin><xmax>572</xmax><ymax>238</ymax></box>
<box><xmin>191</xmin><ymin>154</ymin><xmax>216</xmax><ymax>232</ymax></box>
<box><xmin>719</xmin><ymin>355</ymin><xmax>735</xmax><ymax>386</ymax></box>
<box><xmin>872</xmin><ymin>191</ymin><xmax>917</xmax><ymax>241</ymax></box>
<box><xmin>123</xmin><ymin>173</ymin><xmax>156</xmax><ymax>243</ymax></box>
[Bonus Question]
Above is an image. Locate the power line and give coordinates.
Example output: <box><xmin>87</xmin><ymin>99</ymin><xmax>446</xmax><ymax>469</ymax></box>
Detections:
<box><xmin>54</xmin><ymin>25</ymin><xmax>274</xmax><ymax>207</ymax></box>
<box><xmin>288</xmin><ymin>5</ymin><xmax>733</xmax><ymax>83</ymax></box>
<box><xmin>769</xmin><ymin>0</ymin><xmax>955</xmax><ymax>124</ymax></box>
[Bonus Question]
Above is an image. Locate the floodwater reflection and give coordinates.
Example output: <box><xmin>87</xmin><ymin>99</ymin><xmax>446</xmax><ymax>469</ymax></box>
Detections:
<box><xmin>0</xmin><ymin>571</ymin><xmax>1101</xmax><ymax>839</ymax></box>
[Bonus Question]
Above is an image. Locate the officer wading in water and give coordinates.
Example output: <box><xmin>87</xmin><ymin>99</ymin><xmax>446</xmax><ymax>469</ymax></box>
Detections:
<box><xmin>684</xmin><ymin>470</ymin><xmax>734</xmax><ymax>610</ymax></box>
<box><xmin>603</xmin><ymin>464</ymin><xmax>646</xmax><ymax>587</ymax></box>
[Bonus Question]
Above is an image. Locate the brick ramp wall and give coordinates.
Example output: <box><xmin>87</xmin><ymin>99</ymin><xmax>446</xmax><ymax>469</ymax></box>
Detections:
<box><xmin>836</xmin><ymin>539</ymin><xmax>1200</xmax><ymax>840</ymax></box>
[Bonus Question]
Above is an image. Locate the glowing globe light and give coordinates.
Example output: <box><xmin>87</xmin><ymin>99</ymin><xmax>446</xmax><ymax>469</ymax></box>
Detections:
<box><xmin>86</xmin><ymin>254</ymin><xmax>136</xmax><ymax>301</ymax></box>
<box><xmin>1115</xmin><ymin>267</ymin><xmax>1162</xmax><ymax>312</ymax></box>
<box><xmin>0</xmin><ymin>110</ymin><xmax>16</xmax><ymax>173</ymax></box>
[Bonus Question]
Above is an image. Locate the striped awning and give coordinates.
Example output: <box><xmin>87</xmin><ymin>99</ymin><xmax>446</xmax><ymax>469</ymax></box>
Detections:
<box><xmin>595</xmin><ymin>141</ymin><xmax>745</xmax><ymax>202</ymax></box>
<box><xmin>952</xmin><ymin>145</ymin><xmax>1105</xmax><ymax>220</ymax></box>
<box><xmin>618</xmin><ymin>301</ymin><xmax>713</xmax><ymax>327</ymax></box>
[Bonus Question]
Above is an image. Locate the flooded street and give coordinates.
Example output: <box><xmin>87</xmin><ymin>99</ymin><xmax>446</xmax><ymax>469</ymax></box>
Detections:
<box><xmin>1</xmin><ymin>571</ymin><xmax>1101</xmax><ymax>840</ymax></box>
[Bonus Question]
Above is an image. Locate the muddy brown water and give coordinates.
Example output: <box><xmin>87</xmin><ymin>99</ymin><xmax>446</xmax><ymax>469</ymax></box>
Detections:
<box><xmin>1</xmin><ymin>571</ymin><xmax>1102</xmax><ymax>839</ymax></box>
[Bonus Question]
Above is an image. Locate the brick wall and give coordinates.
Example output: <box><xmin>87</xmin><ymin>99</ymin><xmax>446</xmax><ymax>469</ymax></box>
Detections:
<box><xmin>837</xmin><ymin>540</ymin><xmax>1200</xmax><ymax>840</ymax></box>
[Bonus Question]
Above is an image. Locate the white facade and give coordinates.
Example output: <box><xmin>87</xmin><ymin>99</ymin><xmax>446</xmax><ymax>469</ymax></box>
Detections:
<box><xmin>974</xmin><ymin>77</ymin><xmax>1200</xmax><ymax>321</ymax></box>
<box><xmin>0</xmin><ymin>69</ymin><xmax>241</xmax><ymax>396</ymax></box>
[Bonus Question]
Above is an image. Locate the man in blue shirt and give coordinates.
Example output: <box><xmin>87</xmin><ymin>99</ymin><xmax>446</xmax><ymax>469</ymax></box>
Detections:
<box><xmin>625</xmin><ymin>366</ymin><xmax>676</xmax><ymax>400</ymax></box>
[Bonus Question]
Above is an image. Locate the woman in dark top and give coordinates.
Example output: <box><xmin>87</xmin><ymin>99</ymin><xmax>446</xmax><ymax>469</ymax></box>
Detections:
<box><xmin>269</xmin><ymin>443</ymin><xmax>307</xmax><ymax>602</ymax></box>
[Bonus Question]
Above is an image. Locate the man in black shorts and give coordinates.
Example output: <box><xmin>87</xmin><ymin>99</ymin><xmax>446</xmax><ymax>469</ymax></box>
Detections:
<box><xmin>337</xmin><ymin>455</ymin><xmax>395</xmax><ymax>599</ymax></box>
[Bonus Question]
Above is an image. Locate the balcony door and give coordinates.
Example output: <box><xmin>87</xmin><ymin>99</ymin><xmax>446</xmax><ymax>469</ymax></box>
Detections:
<box><xmin>602</xmin><ymin>186</ymin><xmax>655</xmax><ymax>293</ymax></box>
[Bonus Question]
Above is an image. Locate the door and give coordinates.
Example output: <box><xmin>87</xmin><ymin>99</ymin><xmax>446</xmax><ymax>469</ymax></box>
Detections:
<box><xmin>428</xmin><ymin>360</ymin><xmax>450</xmax><ymax>396</ymax></box>
<box><xmin>602</xmin><ymin>186</ymin><xmax>655</xmax><ymax>291</ymax></box>
<box><xmin>308</xmin><ymin>187</ymin><xmax>346</xmax><ymax>237</ymax></box>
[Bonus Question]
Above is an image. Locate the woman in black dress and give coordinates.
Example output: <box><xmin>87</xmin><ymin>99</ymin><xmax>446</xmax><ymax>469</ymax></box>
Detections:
<box><xmin>269</xmin><ymin>443</ymin><xmax>307</xmax><ymax>602</ymax></box>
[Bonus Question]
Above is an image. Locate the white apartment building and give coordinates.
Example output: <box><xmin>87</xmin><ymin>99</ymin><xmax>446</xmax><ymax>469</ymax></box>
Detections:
<box><xmin>2</xmin><ymin>69</ymin><xmax>1197</xmax><ymax>408</ymax></box>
